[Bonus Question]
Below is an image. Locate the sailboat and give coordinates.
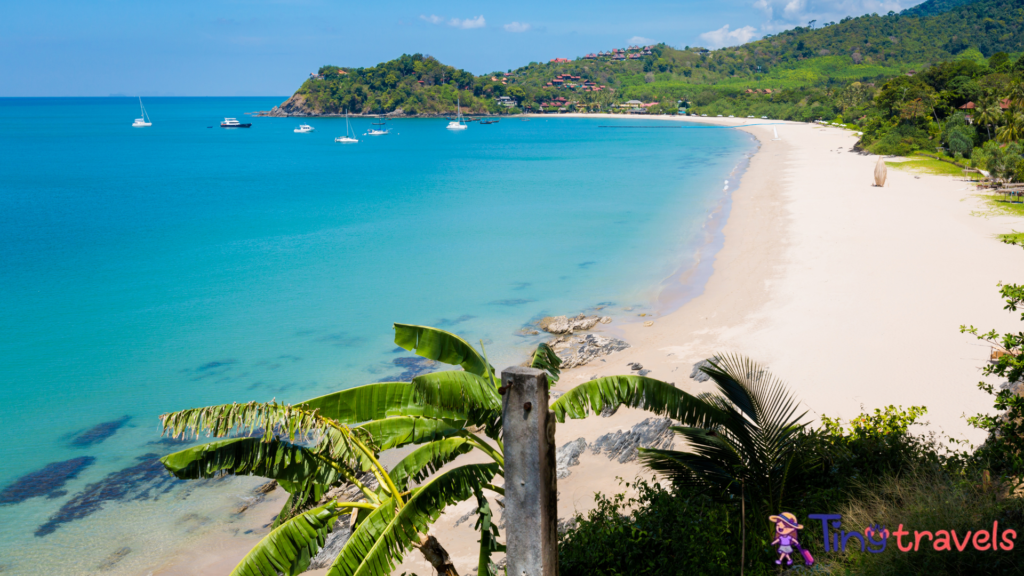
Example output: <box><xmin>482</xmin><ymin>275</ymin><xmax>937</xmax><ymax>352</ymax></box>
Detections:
<box><xmin>132</xmin><ymin>97</ymin><xmax>152</xmax><ymax>127</ymax></box>
<box><xmin>335</xmin><ymin>110</ymin><xmax>359</xmax><ymax>143</ymax></box>
<box><xmin>446</xmin><ymin>97</ymin><xmax>468</xmax><ymax>130</ymax></box>
<box><xmin>366</xmin><ymin>110</ymin><xmax>390</xmax><ymax>136</ymax></box>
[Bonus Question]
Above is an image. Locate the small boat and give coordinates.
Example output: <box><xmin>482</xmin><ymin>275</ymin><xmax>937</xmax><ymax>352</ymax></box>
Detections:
<box><xmin>366</xmin><ymin>111</ymin><xmax>390</xmax><ymax>135</ymax></box>
<box><xmin>132</xmin><ymin>97</ymin><xmax>152</xmax><ymax>127</ymax></box>
<box><xmin>446</xmin><ymin>97</ymin><xmax>468</xmax><ymax>130</ymax></box>
<box><xmin>335</xmin><ymin>111</ymin><xmax>359</xmax><ymax>143</ymax></box>
<box><xmin>480</xmin><ymin>120</ymin><xmax>499</xmax><ymax>125</ymax></box>
<box><xmin>294</xmin><ymin>124</ymin><xmax>314</xmax><ymax>133</ymax></box>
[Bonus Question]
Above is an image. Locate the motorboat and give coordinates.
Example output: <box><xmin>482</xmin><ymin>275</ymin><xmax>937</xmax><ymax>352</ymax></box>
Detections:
<box><xmin>480</xmin><ymin>120</ymin><xmax>499</xmax><ymax>125</ymax></box>
<box><xmin>446</xmin><ymin>97</ymin><xmax>468</xmax><ymax>130</ymax></box>
<box><xmin>221</xmin><ymin>118</ymin><xmax>252</xmax><ymax>128</ymax></box>
<box><xmin>335</xmin><ymin>111</ymin><xmax>359</xmax><ymax>143</ymax></box>
<box><xmin>294</xmin><ymin>124</ymin><xmax>314</xmax><ymax>133</ymax></box>
<box><xmin>132</xmin><ymin>97</ymin><xmax>152</xmax><ymax>127</ymax></box>
<box><xmin>366</xmin><ymin>111</ymin><xmax>389</xmax><ymax>135</ymax></box>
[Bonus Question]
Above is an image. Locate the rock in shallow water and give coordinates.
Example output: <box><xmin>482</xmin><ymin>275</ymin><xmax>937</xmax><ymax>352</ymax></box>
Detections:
<box><xmin>538</xmin><ymin>313</ymin><xmax>611</xmax><ymax>335</ymax></box>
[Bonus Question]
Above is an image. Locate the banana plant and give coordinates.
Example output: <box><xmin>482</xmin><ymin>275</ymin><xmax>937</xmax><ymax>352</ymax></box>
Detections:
<box><xmin>158</xmin><ymin>323</ymin><xmax>713</xmax><ymax>576</ymax></box>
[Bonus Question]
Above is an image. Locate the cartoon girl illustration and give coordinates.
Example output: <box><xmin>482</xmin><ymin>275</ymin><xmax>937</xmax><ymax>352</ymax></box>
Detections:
<box><xmin>769</xmin><ymin>512</ymin><xmax>804</xmax><ymax>566</ymax></box>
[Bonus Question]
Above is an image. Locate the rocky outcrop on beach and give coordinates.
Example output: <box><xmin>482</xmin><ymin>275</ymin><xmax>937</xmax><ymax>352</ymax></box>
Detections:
<box><xmin>538</xmin><ymin>313</ymin><xmax>611</xmax><ymax>335</ymax></box>
<box><xmin>550</xmin><ymin>333</ymin><xmax>630</xmax><ymax>369</ymax></box>
<box><xmin>556</xmin><ymin>438</ymin><xmax>588</xmax><ymax>479</ymax></box>
<box><xmin>590</xmin><ymin>418</ymin><xmax>675</xmax><ymax>464</ymax></box>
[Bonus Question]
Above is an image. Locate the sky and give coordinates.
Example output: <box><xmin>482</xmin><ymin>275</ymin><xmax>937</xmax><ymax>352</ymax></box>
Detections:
<box><xmin>2</xmin><ymin>0</ymin><xmax>926</xmax><ymax>96</ymax></box>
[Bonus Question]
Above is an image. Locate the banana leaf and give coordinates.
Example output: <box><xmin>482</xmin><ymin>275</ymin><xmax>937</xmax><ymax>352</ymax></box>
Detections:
<box><xmin>230</xmin><ymin>500</ymin><xmax>343</xmax><ymax>576</ymax></box>
<box><xmin>394</xmin><ymin>324</ymin><xmax>494</xmax><ymax>379</ymax></box>
<box><xmin>298</xmin><ymin>382</ymin><xmax>466</xmax><ymax>424</ymax></box>
<box><xmin>160</xmin><ymin>437</ymin><xmax>348</xmax><ymax>487</ymax></box>
<box><xmin>386</xmin><ymin>437</ymin><xmax>475</xmax><ymax>492</ymax></box>
<box><xmin>326</xmin><ymin>463</ymin><xmax>500</xmax><ymax>576</ymax></box>
<box><xmin>161</xmin><ymin>400</ymin><xmax>331</xmax><ymax>443</ymax></box>
<box><xmin>529</xmin><ymin>342</ymin><xmax>561</xmax><ymax>384</ymax></box>
<box><xmin>411</xmin><ymin>371</ymin><xmax>502</xmax><ymax>435</ymax></box>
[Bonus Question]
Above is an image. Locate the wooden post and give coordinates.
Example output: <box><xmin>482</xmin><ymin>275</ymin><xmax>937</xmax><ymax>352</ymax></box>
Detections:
<box><xmin>500</xmin><ymin>366</ymin><xmax>558</xmax><ymax>576</ymax></box>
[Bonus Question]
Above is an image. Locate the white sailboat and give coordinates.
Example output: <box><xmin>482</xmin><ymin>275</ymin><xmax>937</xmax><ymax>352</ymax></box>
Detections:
<box><xmin>446</xmin><ymin>97</ymin><xmax>467</xmax><ymax>130</ymax></box>
<box><xmin>335</xmin><ymin>111</ymin><xmax>359</xmax><ymax>143</ymax></box>
<box><xmin>366</xmin><ymin>110</ymin><xmax>390</xmax><ymax>135</ymax></box>
<box><xmin>132</xmin><ymin>97</ymin><xmax>152</xmax><ymax>127</ymax></box>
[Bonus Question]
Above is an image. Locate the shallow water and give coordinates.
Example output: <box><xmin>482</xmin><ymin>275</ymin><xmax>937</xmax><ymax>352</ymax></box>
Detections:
<box><xmin>0</xmin><ymin>97</ymin><xmax>753</xmax><ymax>574</ymax></box>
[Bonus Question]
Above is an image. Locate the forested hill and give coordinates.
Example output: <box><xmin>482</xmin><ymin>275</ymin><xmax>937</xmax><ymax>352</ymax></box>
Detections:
<box><xmin>902</xmin><ymin>0</ymin><xmax>980</xmax><ymax>18</ymax></box>
<box><xmin>270</xmin><ymin>0</ymin><xmax>1024</xmax><ymax>117</ymax></box>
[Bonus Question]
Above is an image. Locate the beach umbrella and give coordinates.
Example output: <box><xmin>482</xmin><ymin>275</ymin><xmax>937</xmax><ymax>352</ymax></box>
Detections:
<box><xmin>874</xmin><ymin>157</ymin><xmax>887</xmax><ymax>187</ymax></box>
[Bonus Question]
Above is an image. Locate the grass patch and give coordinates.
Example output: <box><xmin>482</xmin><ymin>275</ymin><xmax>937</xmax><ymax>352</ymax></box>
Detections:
<box><xmin>997</xmin><ymin>231</ymin><xmax>1024</xmax><ymax>246</ymax></box>
<box><xmin>886</xmin><ymin>154</ymin><xmax>981</xmax><ymax>179</ymax></box>
<box><xmin>982</xmin><ymin>193</ymin><xmax>1024</xmax><ymax>217</ymax></box>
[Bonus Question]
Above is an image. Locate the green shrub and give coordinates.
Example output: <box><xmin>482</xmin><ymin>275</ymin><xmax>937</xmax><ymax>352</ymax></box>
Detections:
<box><xmin>558</xmin><ymin>479</ymin><xmax>749</xmax><ymax>576</ymax></box>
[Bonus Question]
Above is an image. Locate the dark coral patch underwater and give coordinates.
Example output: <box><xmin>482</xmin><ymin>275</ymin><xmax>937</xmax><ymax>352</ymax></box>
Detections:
<box><xmin>0</xmin><ymin>457</ymin><xmax>95</xmax><ymax>505</ymax></box>
<box><xmin>70</xmin><ymin>415</ymin><xmax>131</xmax><ymax>448</ymax></box>
<box><xmin>35</xmin><ymin>453</ymin><xmax>182</xmax><ymax>537</ymax></box>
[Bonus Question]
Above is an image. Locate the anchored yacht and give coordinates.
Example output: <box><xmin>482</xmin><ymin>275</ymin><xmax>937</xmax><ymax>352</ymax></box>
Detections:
<box><xmin>221</xmin><ymin>118</ymin><xmax>252</xmax><ymax>128</ymax></box>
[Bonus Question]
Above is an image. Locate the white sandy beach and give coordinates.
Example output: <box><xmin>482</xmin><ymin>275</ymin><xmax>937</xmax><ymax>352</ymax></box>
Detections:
<box><xmin>157</xmin><ymin>114</ymin><xmax>1024</xmax><ymax>576</ymax></box>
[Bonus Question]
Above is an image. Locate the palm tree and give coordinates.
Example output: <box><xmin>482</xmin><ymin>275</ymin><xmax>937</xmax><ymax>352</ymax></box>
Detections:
<box><xmin>996</xmin><ymin>111</ymin><xmax>1024</xmax><ymax>143</ymax></box>
<box><xmin>976</xmin><ymin>103</ymin><xmax>1001</xmax><ymax>141</ymax></box>
<box><xmin>550</xmin><ymin>354</ymin><xmax>811</xmax><ymax>574</ymax></box>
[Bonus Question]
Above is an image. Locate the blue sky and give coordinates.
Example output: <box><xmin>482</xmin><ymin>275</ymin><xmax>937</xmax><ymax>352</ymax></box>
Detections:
<box><xmin>3</xmin><ymin>0</ymin><xmax>924</xmax><ymax>96</ymax></box>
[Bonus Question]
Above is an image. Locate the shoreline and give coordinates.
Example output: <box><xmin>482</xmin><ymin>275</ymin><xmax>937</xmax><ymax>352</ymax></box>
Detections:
<box><xmin>160</xmin><ymin>113</ymin><xmax>1024</xmax><ymax>575</ymax></box>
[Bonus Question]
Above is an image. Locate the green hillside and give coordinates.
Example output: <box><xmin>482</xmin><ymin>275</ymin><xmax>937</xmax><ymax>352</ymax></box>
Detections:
<box><xmin>902</xmin><ymin>0</ymin><xmax>980</xmax><ymax>18</ymax></box>
<box><xmin>275</xmin><ymin>0</ymin><xmax>1024</xmax><ymax>118</ymax></box>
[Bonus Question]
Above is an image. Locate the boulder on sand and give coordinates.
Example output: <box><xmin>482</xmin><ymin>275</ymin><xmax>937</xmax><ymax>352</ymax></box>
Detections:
<box><xmin>538</xmin><ymin>313</ymin><xmax>611</xmax><ymax>334</ymax></box>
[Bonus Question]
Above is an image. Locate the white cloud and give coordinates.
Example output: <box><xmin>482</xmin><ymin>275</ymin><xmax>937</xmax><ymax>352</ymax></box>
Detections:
<box><xmin>783</xmin><ymin>0</ymin><xmax>806</xmax><ymax>18</ymax></box>
<box><xmin>751</xmin><ymin>0</ymin><xmax>911</xmax><ymax>32</ymax></box>
<box><xmin>626</xmin><ymin>36</ymin><xmax>656</xmax><ymax>45</ymax></box>
<box><xmin>449</xmin><ymin>15</ymin><xmax>486</xmax><ymax>29</ymax></box>
<box><xmin>699</xmin><ymin>24</ymin><xmax>759</xmax><ymax>48</ymax></box>
<box><xmin>419</xmin><ymin>14</ymin><xmax>443</xmax><ymax>24</ymax></box>
<box><xmin>504</xmin><ymin>21</ymin><xmax>531</xmax><ymax>32</ymax></box>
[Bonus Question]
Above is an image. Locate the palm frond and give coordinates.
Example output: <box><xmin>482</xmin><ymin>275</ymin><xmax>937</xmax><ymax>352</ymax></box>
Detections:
<box><xmin>394</xmin><ymin>324</ymin><xmax>494</xmax><ymax>378</ymax></box>
<box><xmin>230</xmin><ymin>500</ymin><xmax>344</xmax><ymax>576</ymax></box>
<box><xmin>386</xmin><ymin>437</ymin><xmax>475</xmax><ymax>492</ymax></box>
<box><xmin>550</xmin><ymin>375</ymin><xmax>730</xmax><ymax>427</ymax></box>
<box><xmin>529</xmin><ymin>342</ymin><xmax>561</xmax><ymax>384</ymax></box>
<box><xmin>326</xmin><ymin>464</ymin><xmax>500</xmax><ymax>576</ymax></box>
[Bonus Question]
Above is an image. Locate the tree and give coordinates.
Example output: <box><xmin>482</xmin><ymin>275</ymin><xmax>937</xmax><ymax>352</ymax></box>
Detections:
<box><xmin>159</xmin><ymin>324</ymin><xmax>700</xmax><ymax>576</ymax></box>
<box><xmin>550</xmin><ymin>353</ymin><xmax>813</xmax><ymax>570</ymax></box>
<box><xmin>974</xmin><ymin>101</ymin><xmax>1001</xmax><ymax>140</ymax></box>
<box><xmin>961</xmin><ymin>279</ymin><xmax>1024</xmax><ymax>482</ymax></box>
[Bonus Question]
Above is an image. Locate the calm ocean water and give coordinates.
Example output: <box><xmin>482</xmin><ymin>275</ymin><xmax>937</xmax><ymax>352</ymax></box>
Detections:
<box><xmin>0</xmin><ymin>97</ymin><xmax>753</xmax><ymax>574</ymax></box>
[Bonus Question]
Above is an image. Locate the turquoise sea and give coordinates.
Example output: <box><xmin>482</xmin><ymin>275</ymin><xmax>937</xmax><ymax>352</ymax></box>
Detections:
<box><xmin>0</xmin><ymin>97</ymin><xmax>754</xmax><ymax>574</ymax></box>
